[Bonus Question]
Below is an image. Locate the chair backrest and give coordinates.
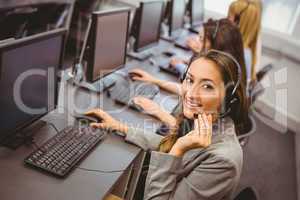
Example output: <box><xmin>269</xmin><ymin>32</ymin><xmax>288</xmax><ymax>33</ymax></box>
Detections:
<box><xmin>234</xmin><ymin>187</ymin><xmax>258</xmax><ymax>200</ymax></box>
<box><xmin>248</xmin><ymin>64</ymin><xmax>274</xmax><ymax>106</ymax></box>
<box><xmin>237</xmin><ymin>114</ymin><xmax>256</xmax><ymax>147</ymax></box>
<box><xmin>257</xmin><ymin>64</ymin><xmax>273</xmax><ymax>83</ymax></box>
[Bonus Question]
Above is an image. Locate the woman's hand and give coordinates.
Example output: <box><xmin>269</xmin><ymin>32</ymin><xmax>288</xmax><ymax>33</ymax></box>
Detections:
<box><xmin>133</xmin><ymin>96</ymin><xmax>162</xmax><ymax>116</ymax></box>
<box><xmin>85</xmin><ymin>108</ymin><xmax>128</xmax><ymax>133</ymax></box>
<box><xmin>170</xmin><ymin>58</ymin><xmax>185</xmax><ymax>69</ymax></box>
<box><xmin>186</xmin><ymin>36</ymin><xmax>202</xmax><ymax>53</ymax></box>
<box><xmin>133</xmin><ymin>96</ymin><xmax>177</xmax><ymax>127</ymax></box>
<box><xmin>169</xmin><ymin>113</ymin><xmax>212</xmax><ymax>157</ymax></box>
<box><xmin>129</xmin><ymin>69</ymin><xmax>158</xmax><ymax>84</ymax></box>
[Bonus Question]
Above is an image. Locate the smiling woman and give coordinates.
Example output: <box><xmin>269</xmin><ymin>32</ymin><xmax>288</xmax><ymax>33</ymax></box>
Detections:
<box><xmin>159</xmin><ymin>50</ymin><xmax>248</xmax><ymax>152</ymax></box>
<box><xmin>85</xmin><ymin>50</ymin><xmax>249</xmax><ymax>200</ymax></box>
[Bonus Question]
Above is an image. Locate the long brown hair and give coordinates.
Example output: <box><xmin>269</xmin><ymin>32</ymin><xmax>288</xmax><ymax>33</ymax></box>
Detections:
<box><xmin>159</xmin><ymin>50</ymin><xmax>249</xmax><ymax>153</ymax></box>
<box><xmin>203</xmin><ymin>18</ymin><xmax>247</xmax><ymax>90</ymax></box>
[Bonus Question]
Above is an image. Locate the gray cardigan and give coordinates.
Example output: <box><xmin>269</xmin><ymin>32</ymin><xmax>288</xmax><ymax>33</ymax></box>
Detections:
<box><xmin>124</xmin><ymin>117</ymin><xmax>243</xmax><ymax>200</ymax></box>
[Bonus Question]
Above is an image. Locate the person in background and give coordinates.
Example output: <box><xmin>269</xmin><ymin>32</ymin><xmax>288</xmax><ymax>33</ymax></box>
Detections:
<box><xmin>228</xmin><ymin>0</ymin><xmax>262</xmax><ymax>82</ymax></box>
<box><xmin>175</xmin><ymin>0</ymin><xmax>262</xmax><ymax>83</ymax></box>
<box><xmin>86</xmin><ymin>50</ymin><xmax>248</xmax><ymax>200</ymax></box>
<box><xmin>129</xmin><ymin>19</ymin><xmax>247</xmax><ymax>127</ymax></box>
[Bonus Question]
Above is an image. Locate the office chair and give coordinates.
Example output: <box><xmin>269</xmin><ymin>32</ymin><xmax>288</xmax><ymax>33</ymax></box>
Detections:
<box><xmin>238</xmin><ymin>64</ymin><xmax>273</xmax><ymax>147</ymax></box>
<box><xmin>238</xmin><ymin>114</ymin><xmax>256</xmax><ymax>147</ymax></box>
<box><xmin>234</xmin><ymin>187</ymin><xmax>259</xmax><ymax>200</ymax></box>
<box><xmin>248</xmin><ymin>64</ymin><xmax>274</xmax><ymax>105</ymax></box>
<box><xmin>256</xmin><ymin>64</ymin><xmax>273</xmax><ymax>83</ymax></box>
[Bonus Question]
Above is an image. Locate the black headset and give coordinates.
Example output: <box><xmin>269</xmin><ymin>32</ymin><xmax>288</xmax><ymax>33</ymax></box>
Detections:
<box><xmin>182</xmin><ymin>49</ymin><xmax>242</xmax><ymax>118</ymax></box>
<box><xmin>234</xmin><ymin>1</ymin><xmax>251</xmax><ymax>25</ymax></box>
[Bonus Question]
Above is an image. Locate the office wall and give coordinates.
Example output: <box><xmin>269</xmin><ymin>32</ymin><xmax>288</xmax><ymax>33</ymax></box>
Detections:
<box><xmin>292</xmin><ymin>16</ymin><xmax>300</xmax><ymax>40</ymax></box>
<box><xmin>255</xmin><ymin>51</ymin><xmax>300</xmax><ymax>133</ymax></box>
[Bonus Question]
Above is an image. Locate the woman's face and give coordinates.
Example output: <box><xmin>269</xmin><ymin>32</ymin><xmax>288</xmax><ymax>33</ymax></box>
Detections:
<box><xmin>182</xmin><ymin>58</ymin><xmax>226</xmax><ymax>121</ymax></box>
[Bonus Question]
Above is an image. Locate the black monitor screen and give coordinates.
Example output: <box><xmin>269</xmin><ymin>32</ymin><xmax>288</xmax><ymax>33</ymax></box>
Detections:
<box><xmin>191</xmin><ymin>0</ymin><xmax>204</xmax><ymax>26</ymax></box>
<box><xmin>88</xmin><ymin>9</ymin><xmax>130</xmax><ymax>82</ymax></box>
<box><xmin>0</xmin><ymin>30</ymin><xmax>64</xmax><ymax>143</ymax></box>
<box><xmin>171</xmin><ymin>0</ymin><xmax>186</xmax><ymax>33</ymax></box>
<box><xmin>135</xmin><ymin>1</ymin><xmax>164</xmax><ymax>51</ymax></box>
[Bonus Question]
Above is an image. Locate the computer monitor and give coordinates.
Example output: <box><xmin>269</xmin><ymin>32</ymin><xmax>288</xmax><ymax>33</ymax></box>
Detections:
<box><xmin>132</xmin><ymin>0</ymin><xmax>164</xmax><ymax>52</ymax></box>
<box><xmin>168</xmin><ymin>0</ymin><xmax>186</xmax><ymax>36</ymax></box>
<box><xmin>84</xmin><ymin>8</ymin><xmax>130</xmax><ymax>83</ymax></box>
<box><xmin>189</xmin><ymin>0</ymin><xmax>204</xmax><ymax>27</ymax></box>
<box><xmin>0</xmin><ymin>28</ymin><xmax>66</xmax><ymax>146</ymax></box>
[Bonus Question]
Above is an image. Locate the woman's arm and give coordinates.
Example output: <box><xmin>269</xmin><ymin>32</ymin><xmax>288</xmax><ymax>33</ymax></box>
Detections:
<box><xmin>152</xmin><ymin>79</ymin><xmax>182</xmax><ymax>95</ymax></box>
<box><xmin>124</xmin><ymin>126</ymin><xmax>164</xmax><ymax>151</ymax></box>
<box><xmin>130</xmin><ymin>69</ymin><xmax>182</xmax><ymax>95</ymax></box>
<box><xmin>133</xmin><ymin>96</ymin><xmax>177</xmax><ymax>127</ymax></box>
<box><xmin>144</xmin><ymin>114</ymin><xmax>238</xmax><ymax>200</ymax></box>
<box><xmin>144</xmin><ymin>152</ymin><xmax>237</xmax><ymax>200</ymax></box>
<box><xmin>169</xmin><ymin>58</ymin><xmax>188</xmax><ymax>80</ymax></box>
<box><xmin>85</xmin><ymin>108</ymin><xmax>164</xmax><ymax>151</ymax></box>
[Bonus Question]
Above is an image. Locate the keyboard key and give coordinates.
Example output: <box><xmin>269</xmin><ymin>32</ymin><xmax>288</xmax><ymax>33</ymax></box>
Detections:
<box><xmin>24</xmin><ymin>126</ymin><xmax>107</xmax><ymax>177</ymax></box>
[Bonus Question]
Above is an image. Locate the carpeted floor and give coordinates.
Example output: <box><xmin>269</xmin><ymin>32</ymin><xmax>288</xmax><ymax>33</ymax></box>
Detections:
<box><xmin>236</xmin><ymin>116</ymin><xmax>298</xmax><ymax>200</ymax></box>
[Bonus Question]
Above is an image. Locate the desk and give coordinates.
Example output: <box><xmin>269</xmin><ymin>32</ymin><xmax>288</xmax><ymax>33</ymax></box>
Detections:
<box><xmin>0</xmin><ymin>39</ymin><xmax>192</xmax><ymax>200</ymax></box>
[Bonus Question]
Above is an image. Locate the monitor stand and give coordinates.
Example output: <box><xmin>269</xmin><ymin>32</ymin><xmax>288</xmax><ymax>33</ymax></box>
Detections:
<box><xmin>127</xmin><ymin>49</ymin><xmax>154</xmax><ymax>61</ymax></box>
<box><xmin>1</xmin><ymin>120</ymin><xmax>47</xmax><ymax>149</ymax></box>
<box><xmin>75</xmin><ymin>77</ymin><xmax>116</xmax><ymax>93</ymax></box>
<box><xmin>160</xmin><ymin>29</ymin><xmax>183</xmax><ymax>43</ymax></box>
<box><xmin>174</xmin><ymin>39</ymin><xmax>190</xmax><ymax>51</ymax></box>
<box><xmin>189</xmin><ymin>26</ymin><xmax>201</xmax><ymax>34</ymax></box>
<box><xmin>67</xmin><ymin>63</ymin><xmax>116</xmax><ymax>93</ymax></box>
<box><xmin>160</xmin><ymin>34</ymin><xmax>178</xmax><ymax>43</ymax></box>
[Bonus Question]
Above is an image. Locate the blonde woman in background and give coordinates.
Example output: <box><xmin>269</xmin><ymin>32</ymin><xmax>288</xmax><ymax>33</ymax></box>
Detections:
<box><xmin>228</xmin><ymin>0</ymin><xmax>262</xmax><ymax>82</ymax></box>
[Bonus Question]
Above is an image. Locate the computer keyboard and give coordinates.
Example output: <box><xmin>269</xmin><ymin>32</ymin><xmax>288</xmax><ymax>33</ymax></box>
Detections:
<box><xmin>77</xmin><ymin>76</ymin><xmax>116</xmax><ymax>93</ymax></box>
<box><xmin>127</xmin><ymin>50</ymin><xmax>153</xmax><ymax>61</ymax></box>
<box><xmin>110</xmin><ymin>79</ymin><xmax>159</xmax><ymax>110</ymax></box>
<box><xmin>189</xmin><ymin>26</ymin><xmax>201</xmax><ymax>34</ymax></box>
<box><xmin>24</xmin><ymin>126</ymin><xmax>107</xmax><ymax>177</ymax></box>
<box><xmin>157</xmin><ymin>57</ymin><xmax>179</xmax><ymax>76</ymax></box>
<box><xmin>174</xmin><ymin>38</ymin><xmax>190</xmax><ymax>51</ymax></box>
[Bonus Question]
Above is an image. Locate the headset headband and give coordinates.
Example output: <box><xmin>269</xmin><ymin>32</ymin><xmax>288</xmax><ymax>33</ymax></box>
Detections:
<box><xmin>208</xmin><ymin>49</ymin><xmax>241</xmax><ymax>95</ymax></box>
<box><xmin>213</xmin><ymin>20</ymin><xmax>220</xmax><ymax>39</ymax></box>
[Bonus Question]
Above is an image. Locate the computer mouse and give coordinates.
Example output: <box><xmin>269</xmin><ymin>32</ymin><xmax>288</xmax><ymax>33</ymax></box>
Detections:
<box><xmin>162</xmin><ymin>51</ymin><xmax>176</xmax><ymax>57</ymax></box>
<box><xmin>73</xmin><ymin>112</ymin><xmax>101</xmax><ymax>123</ymax></box>
<box><xmin>128</xmin><ymin>72</ymin><xmax>142</xmax><ymax>80</ymax></box>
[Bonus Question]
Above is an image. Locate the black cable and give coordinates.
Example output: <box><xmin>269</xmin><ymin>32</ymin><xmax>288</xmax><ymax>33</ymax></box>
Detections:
<box><xmin>77</xmin><ymin>164</ymin><xmax>150</xmax><ymax>174</ymax></box>
<box><xmin>26</xmin><ymin>122</ymin><xmax>60</xmax><ymax>150</ymax></box>
<box><xmin>47</xmin><ymin>122</ymin><xmax>60</xmax><ymax>134</ymax></box>
<box><xmin>55</xmin><ymin>105</ymin><xmax>76</xmax><ymax>120</ymax></box>
<box><xmin>77</xmin><ymin>167</ymin><xmax>126</xmax><ymax>173</ymax></box>
<box><xmin>23</xmin><ymin>135</ymin><xmax>40</xmax><ymax>150</ymax></box>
